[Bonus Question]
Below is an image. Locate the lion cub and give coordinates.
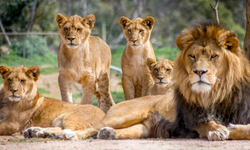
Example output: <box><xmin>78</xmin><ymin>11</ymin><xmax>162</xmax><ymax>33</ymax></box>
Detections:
<box><xmin>0</xmin><ymin>65</ymin><xmax>105</xmax><ymax>137</ymax></box>
<box><xmin>56</xmin><ymin>14</ymin><xmax>115</xmax><ymax>112</ymax></box>
<box><xmin>147</xmin><ymin>58</ymin><xmax>174</xmax><ymax>95</ymax></box>
<box><xmin>120</xmin><ymin>16</ymin><xmax>156</xmax><ymax>100</ymax></box>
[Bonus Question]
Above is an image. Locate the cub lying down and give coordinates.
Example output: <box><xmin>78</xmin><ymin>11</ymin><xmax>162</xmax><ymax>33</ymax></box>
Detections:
<box><xmin>0</xmin><ymin>65</ymin><xmax>104</xmax><ymax>139</ymax></box>
<box><xmin>24</xmin><ymin>59</ymin><xmax>176</xmax><ymax>140</ymax></box>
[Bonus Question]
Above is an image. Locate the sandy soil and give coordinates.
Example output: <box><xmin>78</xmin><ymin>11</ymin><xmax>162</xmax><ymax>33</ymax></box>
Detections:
<box><xmin>0</xmin><ymin>135</ymin><xmax>249</xmax><ymax>150</ymax></box>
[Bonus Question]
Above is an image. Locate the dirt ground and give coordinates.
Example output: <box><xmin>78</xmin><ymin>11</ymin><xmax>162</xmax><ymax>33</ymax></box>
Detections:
<box><xmin>0</xmin><ymin>135</ymin><xmax>250</xmax><ymax>150</ymax></box>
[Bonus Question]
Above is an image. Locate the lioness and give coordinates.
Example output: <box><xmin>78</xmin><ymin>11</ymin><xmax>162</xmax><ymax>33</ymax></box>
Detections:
<box><xmin>120</xmin><ymin>16</ymin><xmax>156</xmax><ymax>100</ymax></box>
<box><xmin>147</xmin><ymin>58</ymin><xmax>174</xmax><ymax>95</ymax></box>
<box><xmin>0</xmin><ymin>65</ymin><xmax>104</xmax><ymax>138</ymax></box>
<box><xmin>56</xmin><ymin>13</ymin><xmax>115</xmax><ymax>112</ymax></box>
<box><xmin>151</xmin><ymin>22</ymin><xmax>250</xmax><ymax>141</ymax></box>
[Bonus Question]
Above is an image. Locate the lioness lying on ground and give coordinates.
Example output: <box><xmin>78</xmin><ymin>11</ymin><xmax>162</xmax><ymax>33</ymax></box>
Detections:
<box><xmin>25</xmin><ymin>94</ymin><xmax>176</xmax><ymax>140</ymax></box>
<box><xmin>0</xmin><ymin>65</ymin><xmax>104</xmax><ymax>139</ymax></box>
<box><xmin>120</xmin><ymin>16</ymin><xmax>156</xmax><ymax>100</ymax></box>
<box><xmin>147</xmin><ymin>58</ymin><xmax>174</xmax><ymax>95</ymax></box>
<box><xmin>56</xmin><ymin>13</ymin><xmax>115</xmax><ymax>112</ymax></box>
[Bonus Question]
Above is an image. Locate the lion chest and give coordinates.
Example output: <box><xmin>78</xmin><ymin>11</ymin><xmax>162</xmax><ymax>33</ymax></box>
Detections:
<box><xmin>123</xmin><ymin>55</ymin><xmax>149</xmax><ymax>84</ymax></box>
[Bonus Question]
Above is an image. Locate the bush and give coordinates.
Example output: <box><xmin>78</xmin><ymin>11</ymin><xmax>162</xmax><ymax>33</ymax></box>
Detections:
<box><xmin>11</xmin><ymin>35</ymin><xmax>49</xmax><ymax>58</ymax></box>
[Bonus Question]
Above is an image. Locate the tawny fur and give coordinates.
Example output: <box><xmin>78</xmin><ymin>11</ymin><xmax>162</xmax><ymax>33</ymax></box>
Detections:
<box><xmin>24</xmin><ymin>93</ymin><xmax>176</xmax><ymax>140</ymax></box>
<box><xmin>0</xmin><ymin>65</ymin><xmax>105</xmax><ymax>136</ymax></box>
<box><xmin>56</xmin><ymin>13</ymin><xmax>115</xmax><ymax>112</ymax></box>
<box><xmin>146</xmin><ymin>58</ymin><xmax>174</xmax><ymax>95</ymax></box>
<box><xmin>120</xmin><ymin>16</ymin><xmax>156</xmax><ymax>100</ymax></box>
<box><xmin>154</xmin><ymin>22</ymin><xmax>250</xmax><ymax>141</ymax></box>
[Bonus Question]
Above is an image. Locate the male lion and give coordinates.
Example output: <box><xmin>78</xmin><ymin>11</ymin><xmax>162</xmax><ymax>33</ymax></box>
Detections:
<box><xmin>0</xmin><ymin>65</ymin><xmax>104</xmax><ymax>139</ymax></box>
<box><xmin>56</xmin><ymin>13</ymin><xmax>115</xmax><ymax>112</ymax></box>
<box><xmin>120</xmin><ymin>16</ymin><xmax>156</xmax><ymax>100</ymax></box>
<box><xmin>147</xmin><ymin>58</ymin><xmax>174</xmax><ymax>95</ymax></box>
<box><xmin>151</xmin><ymin>22</ymin><xmax>250</xmax><ymax>141</ymax></box>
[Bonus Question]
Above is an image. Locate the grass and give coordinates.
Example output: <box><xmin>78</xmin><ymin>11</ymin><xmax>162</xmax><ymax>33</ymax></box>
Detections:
<box><xmin>73</xmin><ymin>91</ymin><xmax>124</xmax><ymax>105</ymax></box>
<box><xmin>37</xmin><ymin>88</ymin><xmax>50</xmax><ymax>94</ymax></box>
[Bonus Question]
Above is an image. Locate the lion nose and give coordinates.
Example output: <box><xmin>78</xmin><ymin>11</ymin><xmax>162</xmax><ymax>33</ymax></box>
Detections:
<box><xmin>158</xmin><ymin>77</ymin><xmax>164</xmax><ymax>81</ymax></box>
<box><xmin>10</xmin><ymin>89</ymin><xmax>18</xmax><ymax>94</ymax></box>
<box><xmin>131</xmin><ymin>39</ymin><xmax>137</xmax><ymax>43</ymax></box>
<box><xmin>193</xmin><ymin>70</ymin><xmax>208</xmax><ymax>76</ymax></box>
<box><xmin>68</xmin><ymin>37</ymin><xmax>75</xmax><ymax>42</ymax></box>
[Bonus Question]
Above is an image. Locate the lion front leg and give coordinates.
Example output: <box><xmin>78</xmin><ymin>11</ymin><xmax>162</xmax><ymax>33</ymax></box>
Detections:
<box><xmin>122</xmin><ymin>76</ymin><xmax>135</xmax><ymax>100</ymax></box>
<box><xmin>58</xmin><ymin>73</ymin><xmax>73</xmax><ymax>103</ymax></box>
<box><xmin>0</xmin><ymin>121</ymin><xmax>20</xmax><ymax>135</ymax></box>
<box><xmin>195</xmin><ymin>121</ymin><xmax>229</xmax><ymax>141</ymax></box>
<box><xmin>81</xmin><ymin>75</ymin><xmax>95</xmax><ymax>105</ymax></box>
<box><xmin>227</xmin><ymin>123</ymin><xmax>250</xmax><ymax>140</ymax></box>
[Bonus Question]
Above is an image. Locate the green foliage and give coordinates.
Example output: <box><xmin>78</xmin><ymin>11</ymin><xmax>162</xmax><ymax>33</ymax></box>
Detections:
<box><xmin>38</xmin><ymin>88</ymin><xmax>50</xmax><ymax>94</ymax></box>
<box><xmin>9</xmin><ymin>137</ymin><xmax>59</xmax><ymax>143</ymax></box>
<box><xmin>11</xmin><ymin>35</ymin><xmax>49</xmax><ymax>58</ymax></box>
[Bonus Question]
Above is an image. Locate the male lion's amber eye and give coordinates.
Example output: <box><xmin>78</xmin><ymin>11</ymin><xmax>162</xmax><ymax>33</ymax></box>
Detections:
<box><xmin>64</xmin><ymin>28</ymin><xmax>68</xmax><ymax>32</ymax></box>
<box><xmin>189</xmin><ymin>55</ymin><xmax>195</xmax><ymax>60</ymax></box>
<box><xmin>20</xmin><ymin>80</ymin><xmax>25</xmax><ymax>83</ymax></box>
<box><xmin>128</xmin><ymin>29</ymin><xmax>131</xmax><ymax>33</ymax></box>
<box><xmin>8</xmin><ymin>79</ymin><xmax>11</xmax><ymax>82</ymax></box>
<box><xmin>154</xmin><ymin>68</ymin><xmax>158</xmax><ymax>72</ymax></box>
<box><xmin>77</xmin><ymin>28</ymin><xmax>81</xmax><ymax>32</ymax></box>
<box><xmin>210</xmin><ymin>54</ymin><xmax>218</xmax><ymax>60</ymax></box>
<box><xmin>166</xmin><ymin>69</ymin><xmax>170</xmax><ymax>72</ymax></box>
<box><xmin>139</xmin><ymin>29</ymin><xmax>143</xmax><ymax>33</ymax></box>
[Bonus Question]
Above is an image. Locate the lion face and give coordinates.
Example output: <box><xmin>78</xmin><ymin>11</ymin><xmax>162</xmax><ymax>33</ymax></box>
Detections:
<box><xmin>147</xmin><ymin>58</ymin><xmax>174</xmax><ymax>87</ymax></box>
<box><xmin>175</xmin><ymin>23</ymin><xmax>240</xmax><ymax>99</ymax></box>
<box><xmin>0</xmin><ymin>66</ymin><xmax>41</xmax><ymax>102</ymax></box>
<box><xmin>120</xmin><ymin>16</ymin><xmax>154</xmax><ymax>47</ymax></box>
<box><xmin>183</xmin><ymin>40</ymin><xmax>226</xmax><ymax>94</ymax></box>
<box><xmin>56</xmin><ymin>14</ymin><xmax>95</xmax><ymax>49</ymax></box>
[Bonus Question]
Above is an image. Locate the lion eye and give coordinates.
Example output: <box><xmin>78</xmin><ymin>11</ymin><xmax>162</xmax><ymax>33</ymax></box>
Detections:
<box><xmin>139</xmin><ymin>29</ymin><xmax>143</xmax><ymax>33</ymax></box>
<box><xmin>210</xmin><ymin>55</ymin><xmax>218</xmax><ymax>60</ymax></box>
<box><xmin>189</xmin><ymin>55</ymin><xmax>195</xmax><ymax>60</ymax></box>
<box><xmin>166</xmin><ymin>69</ymin><xmax>171</xmax><ymax>72</ymax></box>
<box><xmin>8</xmin><ymin>79</ymin><xmax>11</xmax><ymax>82</ymax></box>
<box><xmin>64</xmin><ymin>28</ymin><xmax>68</xmax><ymax>32</ymax></box>
<box><xmin>20</xmin><ymin>80</ymin><xmax>25</xmax><ymax>83</ymax></box>
<box><xmin>77</xmin><ymin>28</ymin><xmax>81</xmax><ymax>32</ymax></box>
<box><xmin>128</xmin><ymin>29</ymin><xmax>131</xmax><ymax>33</ymax></box>
<box><xmin>154</xmin><ymin>68</ymin><xmax>158</xmax><ymax>72</ymax></box>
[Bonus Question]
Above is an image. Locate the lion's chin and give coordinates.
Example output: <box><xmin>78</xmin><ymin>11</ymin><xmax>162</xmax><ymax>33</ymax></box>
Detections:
<box><xmin>191</xmin><ymin>82</ymin><xmax>211</xmax><ymax>94</ymax></box>
<box><xmin>9</xmin><ymin>96</ymin><xmax>21</xmax><ymax>102</ymax></box>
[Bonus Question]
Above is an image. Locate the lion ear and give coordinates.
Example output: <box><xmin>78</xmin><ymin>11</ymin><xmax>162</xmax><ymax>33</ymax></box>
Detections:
<box><xmin>120</xmin><ymin>17</ymin><xmax>131</xmax><ymax>29</ymax></box>
<box><xmin>176</xmin><ymin>36</ymin><xmax>183</xmax><ymax>51</ymax></box>
<box><xmin>147</xmin><ymin>58</ymin><xmax>157</xmax><ymax>70</ymax></box>
<box><xmin>56</xmin><ymin>13</ymin><xmax>67</xmax><ymax>28</ymax></box>
<box><xmin>142</xmin><ymin>17</ymin><xmax>155</xmax><ymax>30</ymax></box>
<box><xmin>0</xmin><ymin>66</ymin><xmax>11</xmax><ymax>79</ymax></box>
<box><xmin>27</xmin><ymin>66</ymin><xmax>41</xmax><ymax>81</ymax></box>
<box><xmin>169</xmin><ymin>61</ymin><xmax>174</xmax><ymax>68</ymax></box>
<box><xmin>82</xmin><ymin>14</ymin><xmax>95</xmax><ymax>29</ymax></box>
<box><xmin>218</xmin><ymin>31</ymin><xmax>239</xmax><ymax>53</ymax></box>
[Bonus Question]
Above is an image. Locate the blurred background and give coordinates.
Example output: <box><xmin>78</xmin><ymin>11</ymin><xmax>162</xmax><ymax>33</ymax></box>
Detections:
<box><xmin>0</xmin><ymin>0</ymin><xmax>246</xmax><ymax>104</ymax></box>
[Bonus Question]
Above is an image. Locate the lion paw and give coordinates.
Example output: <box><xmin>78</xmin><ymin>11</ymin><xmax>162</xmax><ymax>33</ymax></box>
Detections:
<box><xmin>207</xmin><ymin>128</ymin><xmax>230</xmax><ymax>141</ymax></box>
<box><xmin>97</xmin><ymin>127</ymin><xmax>118</xmax><ymax>140</ymax></box>
<box><xmin>23</xmin><ymin>127</ymin><xmax>54</xmax><ymax>138</ymax></box>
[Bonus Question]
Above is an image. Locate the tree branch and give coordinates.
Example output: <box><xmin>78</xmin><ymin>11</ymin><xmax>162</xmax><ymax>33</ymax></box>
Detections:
<box><xmin>210</xmin><ymin>0</ymin><xmax>220</xmax><ymax>24</ymax></box>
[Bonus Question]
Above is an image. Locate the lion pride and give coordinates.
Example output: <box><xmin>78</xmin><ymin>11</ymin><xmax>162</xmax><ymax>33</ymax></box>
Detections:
<box><xmin>56</xmin><ymin>13</ymin><xmax>115</xmax><ymax>112</ymax></box>
<box><xmin>0</xmin><ymin>65</ymin><xmax>104</xmax><ymax>137</ymax></box>
<box><xmin>151</xmin><ymin>22</ymin><xmax>250</xmax><ymax>141</ymax></box>
<box><xmin>120</xmin><ymin>16</ymin><xmax>156</xmax><ymax>100</ymax></box>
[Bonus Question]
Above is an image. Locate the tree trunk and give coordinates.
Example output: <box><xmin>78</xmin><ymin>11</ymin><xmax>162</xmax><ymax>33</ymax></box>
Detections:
<box><xmin>244</xmin><ymin>0</ymin><xmax>250</xmax><ymax>60</ymax></box>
